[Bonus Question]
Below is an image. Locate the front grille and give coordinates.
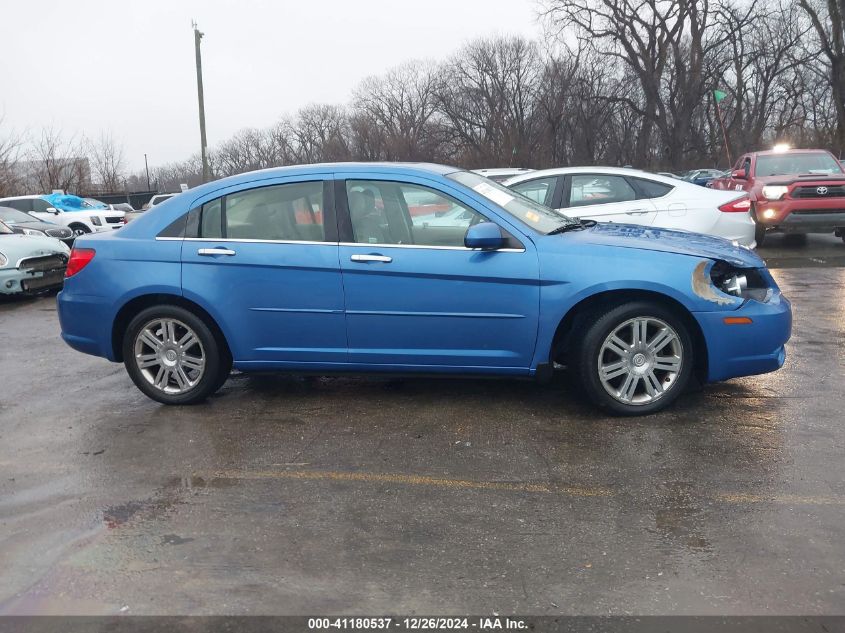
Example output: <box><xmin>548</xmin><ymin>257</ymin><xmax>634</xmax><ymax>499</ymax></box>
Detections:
<box><xmin>105</xmin><ymin>216</ymin><xmax>123</xmax><ymax>224</ymax></box>
<box><xmin>791</xmin><ymin>208</ymin><xmax>845</xmax><ymax>215</ymax></box>
<box><xmin>19</xmin><ymin>254</ymin><xmax>68</xmax><ymax>274</ymax></box>
<box><xmin>45</xmin><ymin>228</ymin><xmax>72</xmax><ymax>238</ymax></box>
<box><xmin>791</xmin><ymin>185</ymin><xmax>845</xmax><ymax>199</ymax></box>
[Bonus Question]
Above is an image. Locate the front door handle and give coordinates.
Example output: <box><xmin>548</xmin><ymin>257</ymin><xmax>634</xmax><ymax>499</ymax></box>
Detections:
<box><xmin>198</xmin><ymin>247</ymin><xmax>237</xmax><ymax>256</ymax></box>
<box><xmin>350</xmin><ymin>254</ymin><xmax>392</xmax><ymax>263</ymax></box>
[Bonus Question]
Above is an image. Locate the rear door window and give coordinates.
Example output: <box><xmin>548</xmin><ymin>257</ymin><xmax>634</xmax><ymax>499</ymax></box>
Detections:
<box><xmin>510</xmin><ymin>177</ymin><xmax>558</xmax><ymax>206</ymax></box>
<box><xmin>195</xmin><ymin>181</ymin><xmax>325</xmax><ymax>242</ymax></box>
<box><xmin>567</xmin><ymin>175</ymin><xmax>637</xmax><ymax>207</ymax></box>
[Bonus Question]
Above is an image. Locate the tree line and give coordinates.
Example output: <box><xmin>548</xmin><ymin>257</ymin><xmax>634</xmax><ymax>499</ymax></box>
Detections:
<box><xmin>1</xmin><ymin>0</ymin><xmax>842</xmax><ymax>197</ymax></box>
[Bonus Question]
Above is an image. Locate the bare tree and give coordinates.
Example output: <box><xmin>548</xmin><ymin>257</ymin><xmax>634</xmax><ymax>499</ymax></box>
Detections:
<box><xmin>798</xmin><ymin>0</ymin><xmax>845</xmax><ymax>154</ymax></box>
<box><xmin>86</xmin><ymin>131</ymin><xmax>126</xmax><ymax>192</ymax></box>
<box><xmin>0</xmin><ymin>116</ymin><xmax>24</xmax><ymax>197</ymax></box>
<box><xmin>27</xmin><ymin>127</ymin><xmax>89</xmax><ymax>193</ymax></box>
<box><xmin>287</xmin><ymin>104</ymin><xmax>352</xmax><ymax>163</ymax></box>
<box><xmin>353</xmin><ymin>60</ymin><xmax>442</xmax><ymax>161</ymax></box>
<box><xmin>436</xmin><ymin>36</ymin><xmax>543</xmax><ymax>167</ymax></box>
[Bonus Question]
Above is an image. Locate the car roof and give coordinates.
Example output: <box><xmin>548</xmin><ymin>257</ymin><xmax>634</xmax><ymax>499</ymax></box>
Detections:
<box><xmin>503</xmin><ymin>166</ymin><xmax>680</xmax><ymax>186</ymax></box>
<box><xmin>473</xmin><ymin>168</ymin><xmax>534</xmax><ymax>175</ymax></box>
<box><xmin>175</xmin><ymin>162</ymin><xmax>463</xmax><ymax>200</ymax></box>
<box><xmin>0</xmin><ymin>195</ymin><xmax>45</xmax><ymax>201</ymax></box>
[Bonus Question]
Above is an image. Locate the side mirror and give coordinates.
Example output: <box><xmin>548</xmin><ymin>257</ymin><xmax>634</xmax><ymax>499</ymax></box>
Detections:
<box><xmin>46</xmin><ymin>207</ymin><xmax>60</xmax><ymax>214</ymax></box>
<box><xmin>464</xmin><ymin>222</ymin><xmax>505</xmax><ymax>250</ymax></box>
<box><xmin>731</xmin><ymin>169</ymin><xmax>747</xmax><ymax>180</ymax></box>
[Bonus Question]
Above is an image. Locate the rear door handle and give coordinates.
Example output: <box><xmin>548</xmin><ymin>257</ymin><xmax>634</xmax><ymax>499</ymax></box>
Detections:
<box><xmin>625</xmin><ymin>209</ymin><xmax>649</xmax><ymax>215</ymax></box>
<box><xmin>350</xmin><ymin>254</ymin><xmax>392</xmax><ymax>263</ymax></box>
<box><xmin>198</xmin><ymin>247</ymin><xmax>236</xmax><ymax>256</ymax></box>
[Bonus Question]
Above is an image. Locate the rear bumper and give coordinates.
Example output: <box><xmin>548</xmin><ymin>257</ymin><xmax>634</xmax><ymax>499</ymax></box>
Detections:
<box><xmin>756</xmin><ymin>198</ymin><xmax>845</xmax><ymax>232</ymax></box>
<box><xmin>57</xmin><ymin>290</ymin><xmax>116</xmax><ymax>359</ymax></box>
<box><xmin>694</xmin><ymin>293</ymin><xmax>792</xmax><ymax>382</ymax></box>
<box><xmin>710</xmin><ymin>211</ymin><xmax>757</xmax><ymax>247</ymax></box>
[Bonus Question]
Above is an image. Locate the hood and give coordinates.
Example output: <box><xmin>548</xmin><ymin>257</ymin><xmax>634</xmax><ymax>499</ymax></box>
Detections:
<box><xmin>10</xmin><ymin>220</ymin><xmax>65</xmax><ymax>232</ymax></box>
<box><xmin>567</xmin><ymin>223</ymin><xmax>763</xmax><ymax>268</ymax></box>
<box><xmin>0</xmin><ymin>233</ymin><xmax>70</xmax><ymax>259</ymax></box>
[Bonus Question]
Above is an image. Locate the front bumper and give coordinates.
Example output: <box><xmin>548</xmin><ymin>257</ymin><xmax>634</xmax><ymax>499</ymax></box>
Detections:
<box><xmin>756</xmin><ymin>198</ymin><xmax>845</xmax><ymax>233</ymax></box>
<box><xmin>694</xmin><ymin>292</ymin><xmax>792</xmax><ymax>382</ymax></box>
<box><xmin>0</xmin><ymin>266</ymin><xmax>65</xmax><ymax>294</ymax></box>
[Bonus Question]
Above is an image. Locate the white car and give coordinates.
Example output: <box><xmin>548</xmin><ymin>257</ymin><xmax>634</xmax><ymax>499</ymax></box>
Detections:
<box><xmin>0</xmin><ymin>195</ymin><xmax>125</xmax><ymax>237</ymax></box>
<box><xmin>142</xmin><ymin>193</ymin><xmax>177</xmax><ymax>210</ymax></box>
<box><xmin>503</xmin><ymin>167</ymin><xmax>757</xmax><ymax>247</ymax></box>
<box><xmin>472</xmin><ymin>168</ymin><xmax>535</xmax><ymax>183</ymax></box>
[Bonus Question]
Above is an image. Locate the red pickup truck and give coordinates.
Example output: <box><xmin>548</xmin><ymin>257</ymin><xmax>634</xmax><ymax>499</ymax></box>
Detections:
<box><xmin>710</xmin><ymin>149</ymin><xmax>845</xmax><ymax>245</ymax></box>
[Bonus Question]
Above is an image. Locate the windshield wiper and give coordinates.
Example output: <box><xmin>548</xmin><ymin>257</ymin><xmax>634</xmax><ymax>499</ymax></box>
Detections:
<box><xmin>546</xmin><ymin>219</ymin><xmax>596</xmax><ymax>235</ymax></box>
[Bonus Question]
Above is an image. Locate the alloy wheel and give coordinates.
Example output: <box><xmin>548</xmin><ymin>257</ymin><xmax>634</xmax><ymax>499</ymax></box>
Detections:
<box><xmin>597</xmin><ymin>316</ymin><xmax>683</xmax><ymax>406</ymax></box>
<box><xmin>133</xmin><ymin>318</ymin><xmax>206</xmax><ymax>394</ymax></box>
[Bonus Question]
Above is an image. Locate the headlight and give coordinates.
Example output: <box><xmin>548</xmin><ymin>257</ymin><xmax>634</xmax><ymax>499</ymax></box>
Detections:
<box><xmin>0</xmin><ymin>252</ymin><xmax>6</xmax><ymax>267</ymax></box>
<box><xmin>21</xmin><ymin>227</ymin><xmax>46</xmax><ymax>236</ymax></box>
<box><xmin>761</xmin><ymin>185</ymin><xmax>788</xmax><ymax>200</ymax></box>
<box><xmin>90</xmin><ymin>216</ymin><xmax>102</xmax><ymax>226</ymax></box>
<box><xmin>710</xmin><ymin>261</ymin><xmax>772</xmax><ymax>302</ymax></box>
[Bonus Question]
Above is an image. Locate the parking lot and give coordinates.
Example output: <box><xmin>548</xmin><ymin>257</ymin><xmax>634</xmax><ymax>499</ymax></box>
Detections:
<box><xmin>1</xmin><ymin>233</ymin><xmax>844</xmax><ymax>616</ymax></box>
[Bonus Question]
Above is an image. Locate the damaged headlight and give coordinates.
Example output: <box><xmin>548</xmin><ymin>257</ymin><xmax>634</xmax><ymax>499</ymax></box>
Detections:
<box><xmin>710</xmin><ymin>260</ymin><xmax>772</xmax><ymax>302</ymax></box>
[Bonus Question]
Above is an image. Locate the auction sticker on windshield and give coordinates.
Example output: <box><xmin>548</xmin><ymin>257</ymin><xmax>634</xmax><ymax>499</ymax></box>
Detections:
<box><xmin>473</xmin><ymin>181</ymin><xmax>515</xmax><ymax>208</ymax></box>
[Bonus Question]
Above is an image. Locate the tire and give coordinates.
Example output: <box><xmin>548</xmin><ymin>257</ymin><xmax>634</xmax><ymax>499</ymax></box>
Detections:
<box><xmin>573</xmin><ymin>301</ymin><xmax>694</xmax><ymax>416</ymax></box>
<box><xmin>122</xmin><ymin>305</ymin><xmax>228</xmax><ymax>405</ymax></box>
<box><xmin>69</xmin><ymin>223</ymin><xmax>91</xmax><ymax>237</ymax></box>
<box><xmin>754</xmin><ymin>219</ymin><xmax>766</xmax><ymax>247</ymax></box>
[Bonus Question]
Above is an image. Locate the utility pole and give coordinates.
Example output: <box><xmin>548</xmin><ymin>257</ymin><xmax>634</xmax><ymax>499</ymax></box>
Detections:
<box><xmin>144</xmin><ymin>153</ymin><xmax>151</xmax><ymax>191</ymax></box>
<box><xmin>193</xmin><ymin>21</ymin><xmax>209</xmax><ymax>183</ymax></box>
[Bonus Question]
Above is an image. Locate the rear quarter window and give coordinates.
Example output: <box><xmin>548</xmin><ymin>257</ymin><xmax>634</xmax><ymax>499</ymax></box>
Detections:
<box><xmin>632</xmin><ymin>177</ymin><xmax>674</xmax><ymax>199</ymax></box>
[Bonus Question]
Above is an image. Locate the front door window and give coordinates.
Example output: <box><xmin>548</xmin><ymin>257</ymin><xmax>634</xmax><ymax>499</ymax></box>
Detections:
<box><xmin>346</xmin><ymin>180</ymin><xmax>487</xmax><ymax>248</ymax></box>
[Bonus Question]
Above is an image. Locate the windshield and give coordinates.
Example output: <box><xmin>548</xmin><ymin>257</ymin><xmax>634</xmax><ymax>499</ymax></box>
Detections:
<box><xmin>447</xmin><ymin>171</ymin><xmax>574</xmax><ymax>234</ymax></box>
<box><xmin>756</xmin><ymin>152</ymin><xmax>844</xmax><ymax>177</ymax></box>
<box><xmin>0</xmin><ymin>220</ymin><xmax>14</xmax><ymax>235</ymax></box>
<box><xmin>0</xmin><ymin>207</ymin><xmax>37</xmax><ymax>224</ymax></box>
<box><xmin>83</xmin><ymin>198</ymin><xmax>109</xmax><ymax>209</ymax></box>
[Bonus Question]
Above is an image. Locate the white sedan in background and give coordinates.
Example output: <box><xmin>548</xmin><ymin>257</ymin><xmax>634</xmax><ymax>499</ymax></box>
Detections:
<box><xmin>503</xmin><ymin>167</ymin><xmax>757</xmax><ymax>247</ymax></box>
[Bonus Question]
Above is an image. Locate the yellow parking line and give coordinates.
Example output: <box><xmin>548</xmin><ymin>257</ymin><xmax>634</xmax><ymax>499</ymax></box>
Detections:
<box><xmin>715</xmin><ymin>492</ymin><xmax>845</xmax><ymax>506</ymax></box>
<box><xmin>210</xmin><ymin>469</ymin><xmax>613</xmax><ymax>498</ymax></box>
<box><xmin>204</xmin><ymin>469</ymin><xmax>845</xmax><ymax>506</ymax></box>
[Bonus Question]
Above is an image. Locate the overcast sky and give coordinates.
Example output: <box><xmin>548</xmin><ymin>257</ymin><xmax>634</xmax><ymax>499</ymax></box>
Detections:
<box><xmin>1</xmin><ymin>0</ymin><xmax>541</xmax><ymax>172</ymax></box>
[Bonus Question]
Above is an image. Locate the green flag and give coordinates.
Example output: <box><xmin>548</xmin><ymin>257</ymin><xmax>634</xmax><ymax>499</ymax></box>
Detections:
<box><xmin>714</xmin><ymin>89</ymin><xmax>728</xmax><ymax>103</ymax></box>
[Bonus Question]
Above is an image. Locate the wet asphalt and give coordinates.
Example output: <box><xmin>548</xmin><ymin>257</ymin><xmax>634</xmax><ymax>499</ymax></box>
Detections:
<box><xmin>0</xmin><ymin>233</ymin><xmax>844</xmax><ymax>616</ymax></box>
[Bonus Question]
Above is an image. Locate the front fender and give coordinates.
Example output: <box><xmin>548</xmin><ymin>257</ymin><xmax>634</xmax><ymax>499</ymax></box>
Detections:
<box><xmin>532</xmin><ymin>245</ymin><xmax>742</xmax><ymax>370</ymax></box>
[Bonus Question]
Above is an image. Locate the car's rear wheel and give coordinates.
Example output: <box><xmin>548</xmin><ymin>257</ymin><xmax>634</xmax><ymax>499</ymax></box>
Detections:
<box><xmin>122</xmin><ymin>305</ymin><xmax>227</xmax><ymax>405</ymax></box>
<box><xmin>574</xmin><ymin>302</ymin><xmax>693</xmax><ymax>415</ymax></box>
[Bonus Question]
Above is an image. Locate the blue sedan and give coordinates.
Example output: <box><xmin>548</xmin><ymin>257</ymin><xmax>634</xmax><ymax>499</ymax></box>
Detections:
<box><xmin>57</xmin><ymin>163</ymin><xmax>791</xmax><ymax>415</ymax></box>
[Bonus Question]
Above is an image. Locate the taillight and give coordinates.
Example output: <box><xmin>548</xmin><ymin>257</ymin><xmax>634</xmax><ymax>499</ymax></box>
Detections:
<box><xmin>719</xmin><ymin>196</ymin><xmax>752</xmax><ymax>213</ymax></box>
<box><xmin>65</xmin><ymin>248</ymin><xmax>96</xmax><ymax>278</ymax></box>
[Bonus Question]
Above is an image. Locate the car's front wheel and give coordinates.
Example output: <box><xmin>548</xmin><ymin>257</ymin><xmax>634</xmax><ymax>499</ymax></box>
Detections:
<box><xmin>574</xmin><ymin>302</ymin><xmax>693</xmax><ymax>415</ymax></box>
<box><xmin>69</xmin><ymin>223</ymin><xmax>91</xmax><ymax>237</ymax></box>
<box><xmin>122</xmin><ymin>305</ymin><xmax>228</xmax><ymax>405</ymax></box>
